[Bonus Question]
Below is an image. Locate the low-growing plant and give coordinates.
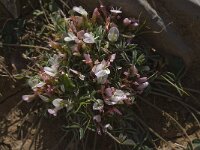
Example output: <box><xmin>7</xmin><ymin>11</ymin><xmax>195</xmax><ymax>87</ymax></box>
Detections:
<box><xmin>15</xmin><ymin>1</ymin><xmax>199</xmax><ymax>149</ymax></box>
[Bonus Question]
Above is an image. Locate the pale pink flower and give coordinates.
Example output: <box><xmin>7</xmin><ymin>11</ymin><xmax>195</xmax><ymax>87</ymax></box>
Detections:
<box><xmin>92</xmin><ymin>60</ymin><xmax>110</xmax><ymax>84</ymax></box>
<box><xmin>92</xmin><ymin>8</ymin><xmax>101</xmax><ymax>22</ymax></box>
<box><xmin>22</xmin><ymin>94</ymin><xmax>36</xmax><ymax>102</ymax></box>
<box><xmin>130</xmin><ymin>65</ymin><xmax>140</xmax><ymax>77</ymax></box>
<box><xmin>83</xmin><ymin>53</ymin><xmax>92</xmax><ymax>64</ymax></box>
<box><xmin>105</xmin><ymin>87</ymin><xmax>114</xmax><ymax>97</ymax></box>
<box><xmin>137</xmin><ymin>77</ymin><xmax>148</xmax><ymax>84</ymax></box>
<box><xmin>48</xmin><ymin>107</ymin><xmax>61</xmax><ymax>116</ymax></box>
<box><xmin>109</xmin><ymin>54</ymin><xmax>116</xmax><ymax>62</ymax></box>
<box><xmin>123</xmin><ymin>18</ymin><xmax>131</xmax><ymax>26</ymax></box>
<box><xmin>77</xmin><ymin>30</ymin><xmax>85</xmax><ymax>40</ymax></box>
<box><xmin>93</xmin><ymin>115</ymin><xmax>101</xmax><ymax>123</ymax></box>
<box><xmin>83</xmin><ymin>33</ymin><xmax>95</xmax><ymax>44</ymax></box>
<box><xmin>105</xmin><ymin>89</ymin><xmax>130</xmax><ymax>105</ymax></box>
<box><xmin>137</xmin><ymin>82</ymin><xmax>149</xmax><ymax>91</ymax></box>
<box><xmin>48</xmin><ymin>98</ymin><xmax>64</xmax><ymax>116</ymax></box>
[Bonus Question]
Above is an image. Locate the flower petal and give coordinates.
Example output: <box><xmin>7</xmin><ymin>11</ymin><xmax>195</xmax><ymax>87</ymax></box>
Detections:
<box><xmin>137</xmin><ymin>82</ymin><xmax>149</xmax><ymax>91</ymax></box>
<box><xmin>44</xmin><ymin>67</ymin><xmax>56</xmax><ymax>77</ymax></box>
<box><xmin>93</xmin><ymin>115</ymin><xmax>101</xmax><ymax>123</ymax></box>
<box><xmin>48</xmin><ymin>109</ymin><xmax>57</xmax><ymax>116</ymax></box>
<box><xmin>83</xmin><ymin>33</ymin><xmax>95</xmax><ymax>44</ymax></box>
<box><xmin>52</xmin><ymin>98</ymin><xmax>63</xmax><ymax>108</ymax></box>
<box><xmin>22</xmin><ymin>94</ymin><xmax>36</xmax><ymax>102</ymax></box>
<box><xmin>73</xmin><ymin>6</ymin><xmax>88</xmax><ymax>16</ymax></box>
<box><xmin>93</xmin><ymin>99</ymin><xmax>104</xmax><ymax>111</ymax></box>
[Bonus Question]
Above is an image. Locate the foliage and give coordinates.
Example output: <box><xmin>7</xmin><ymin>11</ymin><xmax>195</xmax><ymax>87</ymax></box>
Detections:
<box><xmin>2</xmin><ymin>1</ymin><xmax>196</xmax><ymax>149</ymax></box>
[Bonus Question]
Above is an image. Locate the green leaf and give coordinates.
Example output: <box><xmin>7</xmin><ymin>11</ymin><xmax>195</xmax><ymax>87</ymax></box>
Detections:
<box><xmin>136</xmin><ymin>54</ymin><xmax>145</xmax><ymax>65</ymax></box>
<box><xmin>64</xmin><ymin>125</ymin><xmax>80</xmax><ymax>129</ymax></box>
<box><xmin>79</xmin><ymin>128</ymin><xmax>84</xmax><ymax>140</ymax></box>
<box><xmin>60</xmin><ymin>73</ymin><xmax>75</xmax><ymax>90</ymax></box>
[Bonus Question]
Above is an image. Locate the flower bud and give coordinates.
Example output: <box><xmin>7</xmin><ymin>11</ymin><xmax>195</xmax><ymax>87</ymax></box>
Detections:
<box><xmin>92</xmin><ymin>8</ymin><xmax>101</xmax><ymax>22</ymax></box>
<box><xmin>22</xmin><ymin>94</ymin><xmax>36</xmax><ymax>102</ymax></box>
<box><xmin>123</xmin><ymin>18</ymin><xmax>131</xmax><ymax>26</ymax></box>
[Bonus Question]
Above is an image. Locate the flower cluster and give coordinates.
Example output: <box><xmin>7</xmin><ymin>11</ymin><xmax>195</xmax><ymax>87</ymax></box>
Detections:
<box><xmin>23</xmin><ymin>5</ymin><xmax>150</xmax><ymax>134</ymax></box>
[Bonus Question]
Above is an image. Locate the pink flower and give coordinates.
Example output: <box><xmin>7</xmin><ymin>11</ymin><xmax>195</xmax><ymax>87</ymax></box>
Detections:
<box><xmin>83</xmin><ymin>33</ymin><xmax>95</xmax><ymax>44</ymax></box>
<box><xmin>48</xmin><ymin>107</ymin><xmax>61</xmax><ymax>116</ymax></box>
<box><xmin>71</xmin><ymin>16</ymin><xmax>84</xmax><ymax>28</ymax></box>
<box><xmin>123</xmin><ymin>18</ymin><xmax>131</xmax><ymax>26</ymax></box>
<box><xmin>109</xmin><ymin>54</ymin><xmax>116</xmax><ymax>62</ymax></box>
<box><xmin>71</xmin><ymin>44</ymin><xmax>81</xmax><ymax>56</ymax></box>
<box><xmin>77</xmin><ymin>30</ymin><xmax>85</xmax><ymax>40</ymax></box>
<box><xmin>22</xmin><ymin>94</ymin><xmax>36</xmax><ymax>102</ymax></box>
<box><xmin>104</xmin><ymin>88</ymin><xmax>130</xmax><ymax>105</ymax></box>
<box><xmin>105</xmin><ymin>87</ymin><xmax>114</xmax><ymax>97</ymax></box>
<box><xmin>137</xmin><ymin>82</ymin><xmax>149</xmax><ymax>91</ymax></box>
<box><xmin>130</xmin><ymin>65</ymin><xmax>140</xmax><ymax>77</ymax></box>
<box><xmin>93</xmin><ymin>115</ymin><xmax>101</xmax><ymax>123</ymax></box>
<box><xmin>137</xmin><ymin>77</ymin><xmax>148</xmax><ymax>84</ymax></box>
<box><xmin>48</xmin><ymin>98</ymin><xmax>64</xmax><ymax>116</ymax></box>
<box><xmin>92</xmin><ymin>8</ymin><xmax>101</xmax><ymax>22</ymax></box>
<box><xmin>83</xmin><ymin>53</ymin><xmax>92</xmax><ymax>64</ymax></box>
<box><xmin>135</xmin><ymin>77</ymin><xmax>149</xmax><ymax>92</ymax></box>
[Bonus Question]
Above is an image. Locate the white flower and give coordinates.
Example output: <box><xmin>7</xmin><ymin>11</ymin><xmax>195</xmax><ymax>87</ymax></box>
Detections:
<box><xmin>44</xmin><ymin>66</ymin><xmax>57</xmax><ymax>77</ymax></box>
<box><xmin>48</xmin><ymin>98</ymin><xmax>64</xmax><ymax>116</ymax></box>
<box><xmin>105</xmin><ymin>89</ymin><xmax>130</xmax><ymax>105</ymax></box>
<box><xmin>52</xmin><ymin>98</ymin><xmax>64</xmax><ymax>108</ymax></box>
<box><xmin>64</xmin><ymin>32</ymin><xmax>77</xmax><ymax>42</ymax></box>
<box><xmin>48</xmin><ymin>99</ymin><xmax>73</xmax><ymax>116</ymax></box>
<box><xmin>83</xmin><ymin>33</ymin><xmax>95</xmax><ymax>44</ymax></box>
<box><xmin>32</xmin><ymin>82</ymin><xmax>46</xmax><ymax>91</ymax></box>
<box><xmin>110</xmin><ymin>7</ymin><xmax>122</xmax><ymax>14</ymax></box>
<box><xmin>108</xmin><ymin>27</ymin><xmax>119</xmax><ymax>42</ymax></box>
<box><xmin>44</xmin><ymin>54</ymin><xmax>60</xmax><ymax>77</ymax></box>
<box><xmin>92</xmin><ymin>60</ymin><xmax>110</xmax><ymax>84</ymax></box>
<box><xmin>73</xmin><ymin>6</ymin><xmax>88</xmax><ymax>17</ymax></box>
<box><xmin>93</xmin><ymin>99</ymin><xmax>104</xmax><ymax>111</ymax></box>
